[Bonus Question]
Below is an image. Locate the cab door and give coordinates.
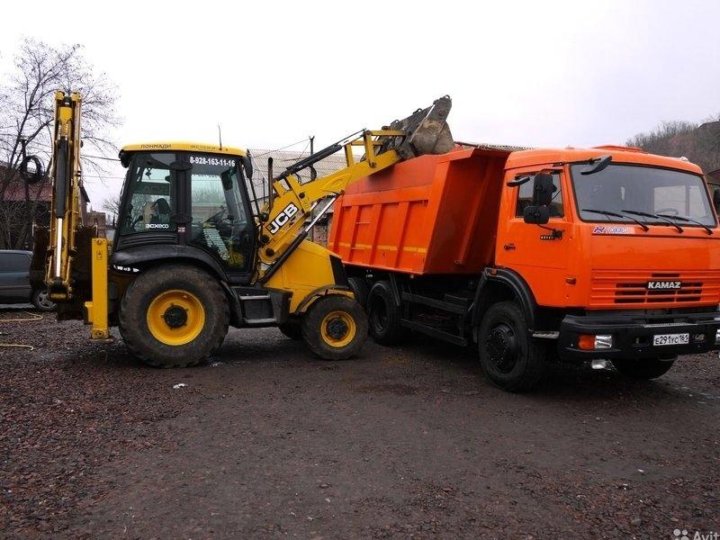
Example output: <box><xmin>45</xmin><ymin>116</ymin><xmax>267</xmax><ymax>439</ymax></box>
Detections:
<box><xmin>183</xmin><ymin>153</ymin><xmax>257</xmax><ymax>285</ymax></box>
<box><xmin>115</xmin><ymin>152</ymin><xmax>180</xmax><ymax>251</ymax></box>
<box><xmin>495</xmin><ymin>168</ymin><xmax>573</xmax><ymax>307</ymax></box>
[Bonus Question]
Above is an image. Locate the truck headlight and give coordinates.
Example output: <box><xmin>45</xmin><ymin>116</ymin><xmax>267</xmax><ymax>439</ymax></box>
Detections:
<box><xmin>578</xmin><ymin>334</ymin><xmax>613</xmax><ymax>350</ymax></box>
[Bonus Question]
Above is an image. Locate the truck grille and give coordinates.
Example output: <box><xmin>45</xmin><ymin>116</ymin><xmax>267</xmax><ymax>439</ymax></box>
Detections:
<box><xmin>590</xmin><ymin>270</ymin><xmax>720</xmax><ymax>308</ymax></box>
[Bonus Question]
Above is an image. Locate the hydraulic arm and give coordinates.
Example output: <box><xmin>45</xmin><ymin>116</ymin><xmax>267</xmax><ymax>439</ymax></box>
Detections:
<box><xmin>46</xmin><ymin>91</ymin><xmax>84</xmax><ymax>301</ymax></box>
<box><xmin>258</xmin><ymin>95</ymin><xmax>453</xmax><ymax>280</ymax></box>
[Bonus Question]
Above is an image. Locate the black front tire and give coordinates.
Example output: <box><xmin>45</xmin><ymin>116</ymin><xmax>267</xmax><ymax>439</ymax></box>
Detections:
<box><xmin>478</xmin><ymin>301</ymin><xmax>546</xmax><ymax>392</ymax></box>
<box><xmin>301</xmin><ymin>295</ymin><xmax>368</xmax><ymax>360</ymax></box>
<box><xmin>613</xmin><ymin>357</ymin><xmax>676</xmax><ymax>379</ymax></box>
<box><xmin>119</xmin><ymin>265</ymin><xmax>229</xmax><ymax>368</ymax></box>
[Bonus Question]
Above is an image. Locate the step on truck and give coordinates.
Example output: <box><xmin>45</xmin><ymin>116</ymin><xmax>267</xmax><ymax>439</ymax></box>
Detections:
<box><xmin>329</xmin><ymin>144</ymin><xmax>720</xmax><ymax>391</ymax></box>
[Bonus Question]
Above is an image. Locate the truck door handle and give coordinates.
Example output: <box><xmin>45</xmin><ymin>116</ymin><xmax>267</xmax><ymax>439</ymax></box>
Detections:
<box><xmin>503</xmin><ymin>243</ymin><xmax>516</xmax><ymax>251</ymax></box>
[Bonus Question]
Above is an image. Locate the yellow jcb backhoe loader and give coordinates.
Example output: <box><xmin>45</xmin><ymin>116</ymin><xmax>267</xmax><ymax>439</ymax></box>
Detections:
<box><xmin>32</xmin><ymin>92</ymin><xmax>453</xmax><ymax>367</ymax></box>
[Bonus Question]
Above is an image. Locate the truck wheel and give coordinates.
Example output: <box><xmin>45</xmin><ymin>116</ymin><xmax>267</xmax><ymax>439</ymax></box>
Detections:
<box><xmin>348</xmin><ymin>276</ymin><xmax>369</xmax><ymax>308</ymax></box>
<box><xmin>279</xmin><ymin>319</ymin><xmax>303</xmax><ymax>340</ymax></box>
<box><xmin>301</xmin><ymin>295</ymin><xmax>368</xmax><ymax>360</ymax></box>
<box><xmin>32</xmin><ymin>289</ymin><xmax>56</xmax><ymax>312</ymax></box>
<box><xmin>612</xmin><ymin>357</ymin><xmax>676</xmax><ymax>379</ymax></box>
<box><xmin>478</xmin><ymin>301</ymin><xmax>546</xmax><ymax>392</ymax></box>
<box><xmin>367</xmin><ymin>280</ymin><xmax>406</xmax><ymax>345</ymax></box>
<box><xmin>119</xmin><ymin>264</ymin><xmax>229</xmax><ymax>368</ymax></box>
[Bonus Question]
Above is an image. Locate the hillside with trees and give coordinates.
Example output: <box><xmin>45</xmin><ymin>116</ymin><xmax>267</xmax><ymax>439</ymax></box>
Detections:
<box><xmin>627</xmin><ymin>117</ymin><xmax>720</xmax><ymax>174</ymax></box>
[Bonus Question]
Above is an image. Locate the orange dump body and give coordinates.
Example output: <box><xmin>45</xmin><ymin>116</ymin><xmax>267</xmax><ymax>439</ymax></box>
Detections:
<box><xmin>329</xmin><ymin>147</ymin><xmax>511</xmax><ymax>275</ymax></box>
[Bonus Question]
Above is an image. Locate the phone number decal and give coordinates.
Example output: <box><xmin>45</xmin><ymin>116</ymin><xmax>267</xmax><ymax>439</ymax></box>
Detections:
<box><xmin>189</xmin><ymin>156</ymin><xmax>236</xmax><ymax>167</ymax></box>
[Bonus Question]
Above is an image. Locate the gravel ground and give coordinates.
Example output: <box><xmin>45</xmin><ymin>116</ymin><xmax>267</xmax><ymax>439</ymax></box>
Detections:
<box><xmin>1</xmin><ymin>305</ymin><xmax>719</xmax><ymax>539</ymax></box>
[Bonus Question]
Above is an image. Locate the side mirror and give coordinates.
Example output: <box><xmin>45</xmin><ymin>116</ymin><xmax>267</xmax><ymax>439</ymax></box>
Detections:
<box><xmin>532</xmin><ymin>173</ymin><xmax>555</xmax><ymax>207</ymax></box>
<box><xmin>523</xmin><ymin>205</ymin><xmax>550</xmax><ymax>225</ymax></box>
<box><xmin>713</xmin><ymin>188</ymin><xmax>720</xmax><ymax>212</ymax></box>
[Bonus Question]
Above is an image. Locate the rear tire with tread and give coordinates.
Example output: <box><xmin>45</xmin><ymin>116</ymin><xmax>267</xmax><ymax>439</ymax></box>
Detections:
<box><xmin>119</xmin><ymin>265</ymin><xmax>228</xmax><ymax>368</ymax></box>
<box><xmin>348</xmin><ymin>276</ymin><xmax>369</xmax><ymax>309</ymax></box>
<box><xmin>367</xmin><ymin>280</ymin><xmax>407</xmax><ymax>345</ymax></box>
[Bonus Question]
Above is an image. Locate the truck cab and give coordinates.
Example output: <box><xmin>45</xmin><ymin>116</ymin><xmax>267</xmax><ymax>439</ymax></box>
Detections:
<box><xmin>496</xmin><ymin>147</ymin><xmax>720</xmax><ymax>364</ymax></box>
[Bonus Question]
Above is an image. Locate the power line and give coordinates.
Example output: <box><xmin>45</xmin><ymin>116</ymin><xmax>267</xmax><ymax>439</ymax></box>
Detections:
<box><xmin>252</xmin><ymin>138</ymin><xmax>312</xmax><ymax>158</ymax></box>
<box><xmin>83</xmin><ymin>153</ymin><xmax>120</xmax><ymax>162</ymax></box>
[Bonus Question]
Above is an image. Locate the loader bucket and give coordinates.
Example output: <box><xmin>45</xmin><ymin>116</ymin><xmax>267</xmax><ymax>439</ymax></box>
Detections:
<box><xmin>383</xmin><ymin>95</ymin><xmax>454</xmax><ymax>160</ymax></box>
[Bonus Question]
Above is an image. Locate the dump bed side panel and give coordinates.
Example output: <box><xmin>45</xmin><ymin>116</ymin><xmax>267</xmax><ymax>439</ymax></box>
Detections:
<box><xmin>329</xmin><ymin>148</ymin><xmax>509</xmax><ymax>275</ymax></box>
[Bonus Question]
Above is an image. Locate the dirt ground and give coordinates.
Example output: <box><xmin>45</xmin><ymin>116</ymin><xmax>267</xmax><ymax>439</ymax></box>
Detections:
<box><xmin>1</xmin><ymin>305</ymin><xmax>719</xmax><ymax>539</ymax></box>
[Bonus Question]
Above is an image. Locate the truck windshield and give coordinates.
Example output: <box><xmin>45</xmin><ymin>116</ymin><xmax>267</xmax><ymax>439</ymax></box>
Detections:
<box><xmin>571</xmin><ymin>164</ymin><xmax>716</xmax><ymax>228</ymax></box>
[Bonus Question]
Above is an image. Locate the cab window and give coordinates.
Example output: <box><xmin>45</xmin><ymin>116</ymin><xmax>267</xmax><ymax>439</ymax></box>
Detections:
<box><xmin>120</xmin><ymin>153</ymin><xmax>176</xmax><ymax>234</ymax></box>
<box><xmin>188</xmin><ymin>155</ymin><xmax>252</xmax><ymax>272</ymax></box>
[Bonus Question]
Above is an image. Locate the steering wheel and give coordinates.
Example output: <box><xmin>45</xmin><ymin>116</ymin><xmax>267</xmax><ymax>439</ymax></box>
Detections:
<box><xmin>656</xmin><ymin>208</ymin><xmax>679</xmax><ymax>216</ymax></box>
<box><xmin>204</xmin><ymin>207</ymin><xmax>227</xmax><ymax>225</ymax></box>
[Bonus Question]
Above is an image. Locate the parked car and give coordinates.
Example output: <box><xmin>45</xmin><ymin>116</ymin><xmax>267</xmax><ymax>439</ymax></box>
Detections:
<box><xmin>0</xmin><ymin>250</ymin><xmax>55</xmax><ymax>311</ymax></box>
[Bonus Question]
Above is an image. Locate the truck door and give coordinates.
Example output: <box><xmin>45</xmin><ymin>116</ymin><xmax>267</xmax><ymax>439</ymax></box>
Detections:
<box><xmin>496</xmin><ymin>169</ymin><xmax>572</xmax><ymax>307</ymax></box>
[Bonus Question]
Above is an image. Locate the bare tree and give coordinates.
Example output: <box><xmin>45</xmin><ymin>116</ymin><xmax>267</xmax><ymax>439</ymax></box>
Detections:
<box><xmin>0</xmin><ymin>38</ymin><xmax>119</xmax><ymax>249</ymax></box>
<box><xmin>102</xmin><ymin>195</ymin><xmax>122</xmax><ymax>226</ymax></box>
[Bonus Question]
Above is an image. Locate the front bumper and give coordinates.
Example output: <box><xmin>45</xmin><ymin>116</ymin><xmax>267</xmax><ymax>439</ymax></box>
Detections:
<box><xmin>557</xmin><ymin>309</ymin><xmax>720</xmax><ymax>361</ymax></box>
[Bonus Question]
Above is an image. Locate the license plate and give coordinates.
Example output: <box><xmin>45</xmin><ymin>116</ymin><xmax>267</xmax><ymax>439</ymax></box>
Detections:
<box><xmin>653</xmin><ymin>333</ymin><xmax>689</xmax><ymax>346</ymax></box>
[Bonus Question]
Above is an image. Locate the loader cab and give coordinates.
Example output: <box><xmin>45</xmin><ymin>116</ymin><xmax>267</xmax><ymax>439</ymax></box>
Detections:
<box><xmin>116</xmin><ymin>143</ymin><xmax>258</xmax><ymax>284</ymax></box>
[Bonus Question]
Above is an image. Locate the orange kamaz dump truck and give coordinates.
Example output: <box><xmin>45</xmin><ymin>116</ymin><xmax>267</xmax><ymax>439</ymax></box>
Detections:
<box><xmin>329</xmin><ymin>144</ymin><xmax>720</xmax><ymax>391</ymax></box>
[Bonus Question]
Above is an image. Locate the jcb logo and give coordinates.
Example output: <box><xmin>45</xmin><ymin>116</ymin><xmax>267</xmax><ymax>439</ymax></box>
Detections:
<box><xmin>268</xmin><ymin>203</ymin><xmax>299</xmax><ymax>234</ymax></box>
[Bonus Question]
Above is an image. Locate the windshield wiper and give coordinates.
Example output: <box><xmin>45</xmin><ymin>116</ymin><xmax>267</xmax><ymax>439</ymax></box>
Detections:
<box><xmin>656</xmin><ymin>213</ymin><xmax>714</xmax><ymax>235</ymax></box>
<box><xmin>622</xmin><ymin>209</ymin><xmax>683</xmax><ymax>233</ymax></box>
<box><xmin>582</xmin><ymin>208</ymin><xmax>649</xmax><ymax>231</ymax></box>
<box><xmin>579</xmin><ymin>155</ymin><xmax>612</xmax><ymax>176</ymax></box>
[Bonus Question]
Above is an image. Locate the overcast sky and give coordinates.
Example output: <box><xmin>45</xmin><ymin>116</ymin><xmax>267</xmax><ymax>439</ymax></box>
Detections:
<box><xmin>1</xmin><ymin>0</ymin><xmax>719</xmax><ymax>207</ymax></box>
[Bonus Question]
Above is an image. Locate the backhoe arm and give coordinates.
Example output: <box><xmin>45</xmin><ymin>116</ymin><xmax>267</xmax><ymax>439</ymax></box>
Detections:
<box><xmin>258</xmin><ymin>96</ymin><xmax>453</xmax><ymax>280</ymax></box>
<box><xmin>46</xmin><ymin>91</ymin><xmax>84</xmax><ymax>301</ymax></box>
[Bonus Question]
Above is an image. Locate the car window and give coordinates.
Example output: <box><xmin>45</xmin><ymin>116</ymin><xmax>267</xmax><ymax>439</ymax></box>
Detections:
<box><xmin>0</xmin><ymin>252</ymin><xmax>30</xmax><ymax>272</ymax></box>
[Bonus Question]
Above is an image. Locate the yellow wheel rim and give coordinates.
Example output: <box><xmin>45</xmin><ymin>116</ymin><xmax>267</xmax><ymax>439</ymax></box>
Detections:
<box><xmin>146</xmin><ymin>289</ymin><xmax>205</xmax><ymax>346</ymax></box>
<box><xmin>320</xmin><ymin>310</ymin><xmax>357</xmax><ymax>348</ymax></box>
